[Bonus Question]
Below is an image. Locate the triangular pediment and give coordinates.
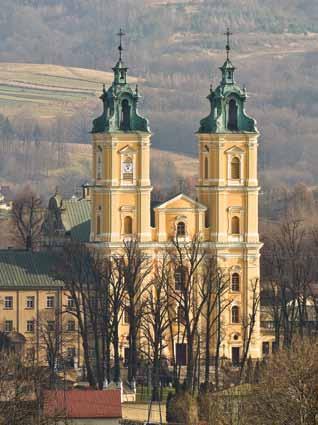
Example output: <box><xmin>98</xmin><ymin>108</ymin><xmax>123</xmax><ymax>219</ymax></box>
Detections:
<box><xmin>118</xmin><ymin>145</ymin><xmax>136</xmax><ymax>154</ymax></box>
<box><xmin>155</xmin><ymin>193</ymin><xmax>207</xmax><ymax>211</ymax></box>
<box><xmin>225</xmin><ymin>145</ymin><xmax>244</xmax><ymax>155</ymax></box>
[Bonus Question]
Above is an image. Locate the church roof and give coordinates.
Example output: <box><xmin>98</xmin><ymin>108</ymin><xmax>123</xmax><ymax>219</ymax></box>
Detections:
<box><xmin>92</xmin><ymin>31</ymin><xmax>149</xmax><ymax>134</ymax></box>
<box><xmin>154</xmin><ymin>193</ymin><xmax>207</xmax><ymax>211</ymax></box>
<box><xmin>0</xmin><ymin>250</ymin><xmax>62</xmax><ymax>289</ymax></box>
<box><xmin>43</xmin><ymin>194</ymin><xmax>91</xmax><ymax>243</ymax></box>
<box><xmin>198</xmin><ymin>30</ymin><xmax>257</xmax><ymax>134</ymax></box>
<box><xmin>61</xmin><ymin>199</ymin><xmax>91</xmax><ymax>242</ymax></box>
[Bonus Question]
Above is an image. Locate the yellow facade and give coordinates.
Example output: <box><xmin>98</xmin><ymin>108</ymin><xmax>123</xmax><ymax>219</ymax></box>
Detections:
<box><xmin>0</xmin><ymin>287</ymin><xmax>80</xmax><ymax>368</ymax></box>
<box><xmin>90</xmin><ymin>119</ymin><xmax>263</xmax><ymax>363</ymax></box>
<box><xmin>91</xmin><ymin>132</ymin><xmax>152</xmax><ymax>243</ymax></box>
<box><xmin>0</xmin><ymin>45</ymin><xmax>268</xmax><ymax>370</ymax></box>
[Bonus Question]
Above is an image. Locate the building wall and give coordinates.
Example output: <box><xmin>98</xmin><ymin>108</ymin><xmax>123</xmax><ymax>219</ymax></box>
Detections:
<box><xmin>0</xmin><ymin>288</ymin><xmax>81</xmax><ymax>367</ymax></box>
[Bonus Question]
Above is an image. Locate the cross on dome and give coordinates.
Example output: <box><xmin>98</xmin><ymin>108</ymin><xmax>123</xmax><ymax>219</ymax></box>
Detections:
<box><xmin>224</xmin><ymin>28</ymin><xmax>233</xmax><ymax>60</ymax></box>
<box><xmin>117</xmin><ymin>28</ymin><xmax>125</xmax><ymax>61</ymax></box>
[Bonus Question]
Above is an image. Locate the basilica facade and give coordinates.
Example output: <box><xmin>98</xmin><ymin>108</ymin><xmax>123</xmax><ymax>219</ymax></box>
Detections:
<box><xmin>0</xmin><ymin>37</ymin><xmax>268</xmax><ymax>371</ymax></box>
<box><xmin>89</xmin><ymin>40</ymin><xmax>263</xmax><ymax>363</ymax></box>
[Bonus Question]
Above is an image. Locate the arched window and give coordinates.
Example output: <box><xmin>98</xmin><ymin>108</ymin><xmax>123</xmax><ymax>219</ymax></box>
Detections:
<box><xmin>231</xmin><ymin>216</ymin><xmax>240</xmax><ymax>235</ymax></box>
<box><xmin>231</xmin><ymin>273</ymin><xmax>240</xmax><ymax>291</ymax></box>
<box><xmin>175</xmin><ymin>266</ymin><xmax>186</xmax><ymax>291</ymax></box>
<box><xmin>231</xmin><ymin>157</ymin><xmax>240</xmax><ymax>180</ymax></box>
<box><xmin>228</xmin><ymin>99</ymin><xmax>238</xmax><ymax>131</ymax></box>
<box><xmin>96</xmin><ymin>154</ymin><xmax>102</xmax><ymax>179</ymax></box>
<box><xmin>204</xmin><ymin>157</ymin><xmax>209</xmax><ymax>179</ymax></box>
<box><xmin>96</xmin><ymin>215</ymin><xmax>101</xmax><ymax>235</ymax></box>
<box><xmin>232</xmin><ymin>306</ymin><xmax>240</xmax><ymax>323</ymax></box>
<box><xmin>177</xmin><ymin>221</ymin><xmax>186</xmax><ymax>237</ymax></box>
<box><xmin>120</xmin><ymin>99</ymin><xmax>131</xmax><ymax>131</ymax></box>
<box><xmin>124</xmin><ymin>216</ymin><xmax>132</xmax><ymax>234</ymax></box>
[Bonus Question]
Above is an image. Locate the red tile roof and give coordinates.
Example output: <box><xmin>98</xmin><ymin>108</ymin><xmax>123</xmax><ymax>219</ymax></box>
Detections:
<box><xmin>44</xmin><ymin>389</ymin><xmax>122</xmax><ymax>419</ymax></box>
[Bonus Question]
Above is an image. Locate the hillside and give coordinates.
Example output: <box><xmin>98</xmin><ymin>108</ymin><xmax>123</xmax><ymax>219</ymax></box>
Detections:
<box><xmin>0</xmin><ymin>63</ymin><xmax>118</xmax><ymax>120</ymax></box>
<box><xmin>1</xmin><ymin>1</ymin><xmax>318</xmax><ymax>190</ymax></box>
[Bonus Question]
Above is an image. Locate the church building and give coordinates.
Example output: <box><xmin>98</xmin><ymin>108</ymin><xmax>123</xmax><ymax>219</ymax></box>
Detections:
<box><xmin>0</xmin><ymin>32</ymin><xmax>269</xmax><ymax>370</ymax></box>
<box><xmin>89</xmin><ymin>32</ymin><xmax>263</xmax><ymax>362</ymax></box>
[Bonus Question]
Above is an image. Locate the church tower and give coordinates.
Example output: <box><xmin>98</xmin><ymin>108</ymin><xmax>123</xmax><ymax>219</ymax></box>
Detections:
<box><xmin>90</xmin><ymin>31</ymin><xmax>152</xmax><ymax>243</ymax></box>
<box><xmin>197</xmin><ymin>30</ymin><xmax>262</xmax><ymax>360</ymax></box>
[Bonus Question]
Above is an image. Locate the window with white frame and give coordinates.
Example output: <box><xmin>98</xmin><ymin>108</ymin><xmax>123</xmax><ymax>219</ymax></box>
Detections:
<box><xmin>46</xmin><ymin>296</ymin><xmax>55</xmax><ymax>309</ymax></box>
<box><xmin>231</xmin><ymin>157</ymin><xmax>240</xmax><ymax>179</ymax></box>
<box><xmin>26</xmin><ymin>296</ymin><xmax>34</xmax><ymax>309</ymax></box>
<box><xmin>231</xmin><ymin>306</ymin><xmax>240</xmax><ymax>324</ymax></box>
<box><xmin>67</xmin><ymin>296</ymin><xmax>75</xmax><ymax>309</ymax></box>
<box><xmin>5</xmin><ymin>320</ymin><xmax>13</xmax><ymax>332</ymax></box>
<box><xmin>4</xmin><ymin>296</ymin><xmax>13</xmax><ymax>309</ymax></box>
<box><xmin>231</xmin><ymin>273</ymin><xmax>240</xmax><ymax>292</ymax></box>
<box><xmin>26</xmin><ymin>320</ymin><xmax>34</xmax><ymax>333</ymax></box>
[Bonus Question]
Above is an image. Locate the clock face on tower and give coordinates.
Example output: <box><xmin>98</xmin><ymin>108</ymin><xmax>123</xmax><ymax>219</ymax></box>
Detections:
<box><xmin>122</xmin><ymin>157</ymin><xmax>133</xmax><ymax>182</ymax></box>
<box><xmin>123</xmin><ymin>162</ymin><xmax>133</xmax><ymax>173</ymax></box>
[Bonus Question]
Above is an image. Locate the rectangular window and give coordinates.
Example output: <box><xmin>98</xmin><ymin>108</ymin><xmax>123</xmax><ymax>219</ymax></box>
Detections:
<box><xmin>67</xmin><ymin>320</ymin><xmax>75</xmax><ymax>332</ymax></box>
<box><xmin>124</xmin><ymin>347</ymin><xmax>129</xmax><ymax>367</ymax></box>
<box><xmin>4</xmin><ymin>320</ymin><xmax>13</xmax><ymax>332</ymax></box>
<box><xmin>96</xmin><ymin>215</ymin><xmax>101</xmax><ymax>235</ymax></box>
<box><xmin>176</xmin><ymin>343</ymin><xmax>187</xmax><ymax>366</ymax></box>
<box><xmin>66</xmin><ymin>347</ymin><xmax>76</xmax><ymax>368</ymax></box>
<box><xmin>4</xmin><ymin>296</ymin><xmax>13</xmax><ymax>309</ymax></box>
<box><xmin>67</xmin><ymin>296</ymin><xmax>75</xmax><ymax>309</ymax></box>
<box><xmin>26</xmin><ymin>320</ymin><xmax>34</xmax><ymax>333</ymax></box>
<box><xmin>46</xmin><ymin>296</ymin><xmax>55</xmax><ymax>309</ymax></box>
<box><xmin>26</xmin><ymin>296</ymin><xmax>35</xmax><ymax>309</ymax></box>
<box><xmin>262</xmin><ymin>342</ymin><xmax>270</xmax><ymax>355</ymax></box>
<box><xmin>47</xmin><ymin>321</ymin><xmax>55</xmax><ymax>332</ymax></box>
<box><xmin>232</xmin><ymin>347</ymin><xmax>240</xmax><ymax>367</ymax></box>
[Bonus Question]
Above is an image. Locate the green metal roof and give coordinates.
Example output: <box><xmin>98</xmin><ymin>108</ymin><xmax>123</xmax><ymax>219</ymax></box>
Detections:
<box><xmin>198</xmin><ymin>58</ymin><xmax>257</xmax><ymax>134</ymax></box>
<box><xmin>61</xmin><ymin>199</ymin><xmax>91</xmax><ymax>242</ymax></box>
<box><xmin>0</xmin><ymin>250</ymin><xmax>63</xmax><ymax>288</ymax></box>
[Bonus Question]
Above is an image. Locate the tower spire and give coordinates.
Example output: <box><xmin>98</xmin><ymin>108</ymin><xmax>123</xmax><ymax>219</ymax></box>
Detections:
<box><xmin>113</xmin><ymin>29</ymin><xmax>128</xmax><ymax>85</ymax></box>
<box><xmin>224</xmin><ymin>27</ymin><xmax>232</xmax><ymax>60</ymax></box>
<box><xmin>117</xmin><ymin>28</ymin><xmax>125</xmax><ymax>62</ymax></box>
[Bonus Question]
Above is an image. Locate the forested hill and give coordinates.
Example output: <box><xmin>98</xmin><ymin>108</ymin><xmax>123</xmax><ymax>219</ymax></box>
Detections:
<box><xmin>1</xmin><ymin>0</ymin><xmax>318</xmax><ymax>187</ymax></box>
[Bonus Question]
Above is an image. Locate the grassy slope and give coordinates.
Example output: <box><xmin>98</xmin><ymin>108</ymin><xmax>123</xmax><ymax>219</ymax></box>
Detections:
<box><xmin>0</xmin><ymin>63</ymin><xmax>136</xmax><ymax>120</ymax></box>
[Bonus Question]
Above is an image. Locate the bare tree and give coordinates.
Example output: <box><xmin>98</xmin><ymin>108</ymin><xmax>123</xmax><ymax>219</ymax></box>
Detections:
<box><xmin>0</xmin><ymin>352</ymin><xmax>67</xmax><ymax>424</ymax></box>
<box><xmin>108</xmin><ymin>256</ymin><xmax>126</xmax><ymax>384</ymax></box>
<box><xmin>242</xmin><ymin>337</ymin><xmax>318</xmax><ymax>425</ymax></box>
<box><xmin>167</xmin><ymin>234</ymin><xmax>207</xmax><ymax>392</ymax></box>
<box><xmin>59</xmin><ymin>242</ymin><xmax>112</xmax><ymax>389</ymax></box>
<box><xmin>240</xmin><ymin>278</ymin><xmax>260</xmax><ymax>381</ymax></box>
<box><xmin>11</xmin><ymin>188</ymin><xmax>44</xmax><ymax>250</ymax></box>
<box><xmin>262</xmin><ymin>215</ymin><xmax>316</xmax><ymax>347</ymax></box>
<box><xmin>199</xmin><ymin>256</ymin><xmax>230</xmax><ymax>390</ymax></box>
<box><xmin>115</xmin><ymin>239</ymin><xmax>152</xmax><ymax>384</ymax></box>
<box><xmin>140</xmin><ymin>253</ymin><xmax>171</xmax><ymax>401</ymax></box>
<box><xmin>36</xmin><ymin>309</ymin><xmax>75</xmax><ymax>387</ymax></box>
